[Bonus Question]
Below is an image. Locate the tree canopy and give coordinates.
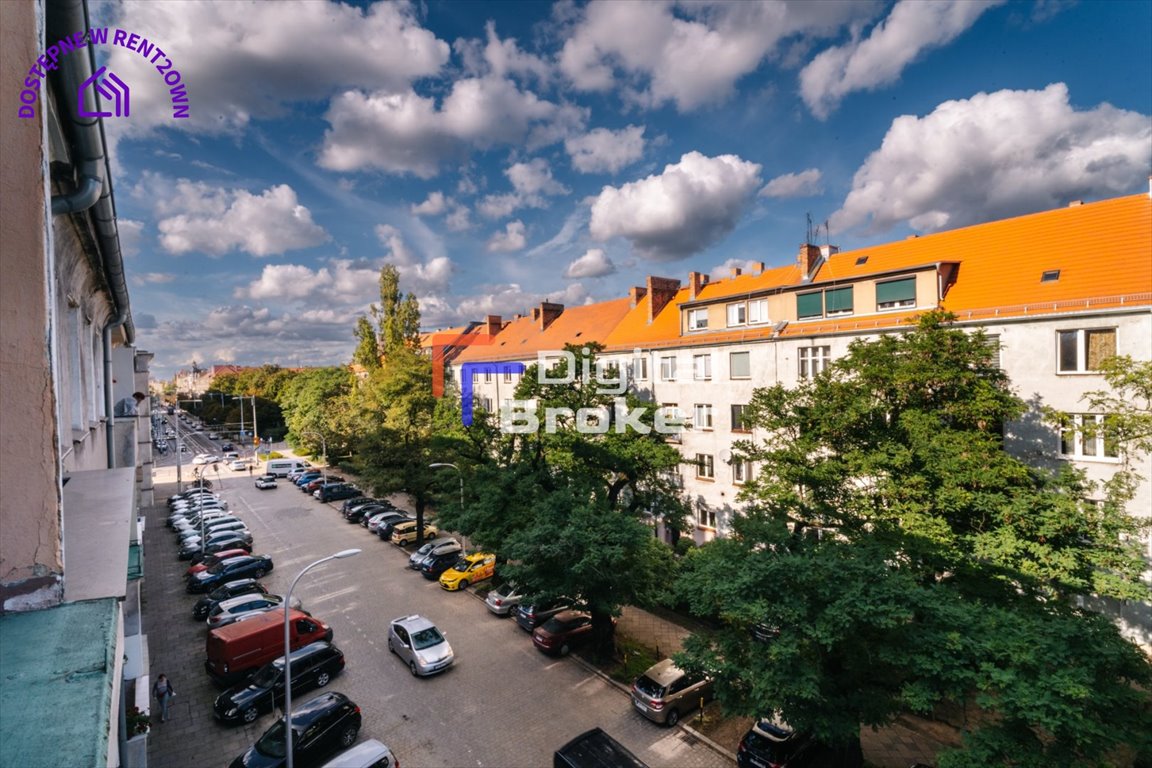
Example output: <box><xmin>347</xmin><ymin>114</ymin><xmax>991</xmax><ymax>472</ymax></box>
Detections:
<box><xmin>674</xmin><ymin>312</ymin><xmax>1151</xmax><ymax>766</ymax></box>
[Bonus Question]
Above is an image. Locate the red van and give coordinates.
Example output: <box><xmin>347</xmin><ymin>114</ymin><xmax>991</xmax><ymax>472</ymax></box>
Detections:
<box><xmin>205</xmin><ymin>609</ymin><xmax>332</xmax><ymax>685</ymax></box>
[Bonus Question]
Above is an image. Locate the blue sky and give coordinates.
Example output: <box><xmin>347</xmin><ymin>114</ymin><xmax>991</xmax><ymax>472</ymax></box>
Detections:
<box><xmin>92</xmin><ymin>0</ymin><xmax>1152</xmax><ymax>379</ymax></box>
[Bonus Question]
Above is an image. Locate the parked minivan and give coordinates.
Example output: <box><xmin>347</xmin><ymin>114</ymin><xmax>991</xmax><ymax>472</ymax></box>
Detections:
<box><xmin>553</xmin><ymin>728</ymin><xmax>649</xmax><ymax>768</ymax></box>
<box><xmin>205</xmin><ymin>608</ymin><xmax>332</xmax><ymax>685</ymax></box>
<box><xmin>266</xmin><ymin>458</ymin><xmax>311</xmax><ymax>478</ymax></box>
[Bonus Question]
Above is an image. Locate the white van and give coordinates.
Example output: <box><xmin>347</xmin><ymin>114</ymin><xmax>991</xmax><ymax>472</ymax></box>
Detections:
<box><xmin>266</xmin><ymin>458</ymin><xmax>310</xmax><ymax>477</ymax></box>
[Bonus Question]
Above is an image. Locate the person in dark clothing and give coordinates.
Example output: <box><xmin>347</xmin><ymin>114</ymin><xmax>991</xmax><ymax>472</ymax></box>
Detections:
<box><xmin>152</xmin><ymin>673</ymin><xmax>175</xmax><ymax>722</ymax></box>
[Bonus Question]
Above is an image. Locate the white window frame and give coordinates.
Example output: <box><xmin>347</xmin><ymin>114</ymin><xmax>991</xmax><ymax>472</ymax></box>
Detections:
<box><xmin>632</xmin><ymin>356</ymin><xmax>649</xmax><ymax>381</ymax></box>
<box><xmin>697</xmin><ymin>504</ymin><xmax>717</xmax><ymax>529</ymax></box>
<box><xmin>729</xmin><ymin>351</ymin><xmax>751</xmax><ymax>380</ymax></box>
<box><xmin>798</xmin><ymin>346</ymin><xmax>831</xmax><ymax>380</ymax></box>
<box><xmin>726</xmin><ymin>303</ymin><xmax>746</xmax><ymax>327</ymax></box>
<box><xmin>1057</xmin><ymin>328</ymin><xmax>1116</xmax><ymax>373</ymax></box>
<box><xmin>731</xmin><ymin>403</ymin><xmax>750</xmax><ymax>432</ymax></box>
<box><xmin>687</xmin><ymin>308</ymin><xmax>709</xmax><ymax>331</ymax></box>
<box><xmin>660</xmin><ymin>356</ymin><xmax>677</xmax><ymax>381</ymax></box>
<box><xmin>732</xmin><ymin>459</ymin><xmax>752</xmax><ymax>485</ymax></box>
<box><xmin>693</xmin><ymin>403</ymin><xmax>713</xmax><ymax>430</ymax></box>
<box><xmin>695</xmin><ymin>453</ymin><xmax>715</xmax><ymax>480</ymax></box>
<box><xmin>693</xmin><ymin>354</ymin><xmax>712</xmax><ymax>381</ymax></box>
<box><xmin>1059</xmin><ymin>413</ymin><xmax>1118</xmax><ymax>460</ymax></box>
<box><xmin>748</xmin><ymin>299</ymin><xmax>768</xmax><ymax>325</ymax></box>
<box><xmin>661</xmin><ymin>403</ymin><xmax>682</xmax><ymax>442</ymax></box>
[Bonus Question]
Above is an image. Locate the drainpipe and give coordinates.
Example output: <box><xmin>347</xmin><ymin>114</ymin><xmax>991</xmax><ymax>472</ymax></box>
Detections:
<box><xmin>47</xmin><ymin>0</ymin><xmax>136</xmax><ymax>467</ymax></box>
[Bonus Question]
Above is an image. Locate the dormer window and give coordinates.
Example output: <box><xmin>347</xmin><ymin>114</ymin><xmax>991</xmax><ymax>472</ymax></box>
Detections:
<box><xmin>687</xmin><ymin>308</ymin><xmax>709</xmax><ymax>331</ymax></box>
<box><xmin>726</xmin><ymin>303</ymin><xmax>746</xmax><ymax>327</ymax></box>
<box><xmin>1041</xmin><ymin>270</ymin><xmax>1061</xmax><ymax>283</ymax></box>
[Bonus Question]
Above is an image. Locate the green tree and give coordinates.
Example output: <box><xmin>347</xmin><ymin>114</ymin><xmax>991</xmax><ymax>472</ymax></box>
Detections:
<box><xmin>374</xmin><ymin>264</ymin><xmax>421</xmax><ymax>356</ymax></box>
<box><xmin>433</xmin><ymin>344</ymin><xmax>687</xmax><ymax>654</ymax></box>
<box><xmin>352</xmin><ymin>316</ymin><xmax>380</xmax><ymax>372</ymax></box>
<box><xmin>280</xmin><ymin>367</ymin><xmax>355</xmax><ymax>463</ymax></box>
<box><xmin>675</xmin><ymin>312</ymin><xmax>1151</xmax><ymax>766</ymax></box>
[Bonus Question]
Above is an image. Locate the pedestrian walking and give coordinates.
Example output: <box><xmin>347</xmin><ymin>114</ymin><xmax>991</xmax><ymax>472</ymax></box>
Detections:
<box><xmin>152</xmin><ymin>673</ymin><xmax>175</xmax><ymax>722</ymax></box>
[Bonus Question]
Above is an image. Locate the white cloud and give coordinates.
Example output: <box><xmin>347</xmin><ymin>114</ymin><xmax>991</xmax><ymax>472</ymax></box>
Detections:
<box><xmin>831</xmin><ymin>84</ymin><xmax>1152</xmax><ymax>234</ymax></box>
<box><xmin>800</xmin><ymin>0</ymin><xmax>1003</xmax><ymax>120</ymax></box>
<box><xmin>455</xmin><ymin>20</ymin><xmax>553</xmax><ymax>84</ymax></box>
<box><xmin>565</xmin><ymin>125</ymin><xmax>646</xmax><ymax>173</ymax></box>
<box><xmin>117</xmin><ymin>219</ymin><xmax>145</xmax><ymax>258</ymax></box>
<box><xmin>564</xmin><ymin>249</ymin><xmax>616</xmax><ymax>279</ymax></box>
<box><xmin>417</xmin><ymin>281</ymin><xmax>592</xmax><ymax>328</ymax></box>
<box><xmin>318</xmin><ymin>76</ymin><xmax>587</xmax><ymax>177</ymax></box>
<box><xmin>375</xmin><ymin>225</ymin><xmax>455</xmax><ymax>292</ymax></box>
<box><xmin>478</xmin><ymin>194</ymin><xmax>523</xmax><ymax>219</ymax></box>
<box><xmin>559</xmin><ymin>0</ymin><xmax>879</xmax><ymax>112</ymax></box>
<box><xmin>759</xmin><ymin>168</ymin><xmax>824</xmax><ymax>198</ymax></box>
<box><xmin>104</xmin><ymin>0</ymin><xmax>449</xmax><ymax>136</ymax></box>
<box><xmin>486</xmin><ymin>220</ymin><xmax>527</xmax><ymax>252</ymax></box>
<box><xmin>479</xmin><ymin>159</ymin><xmax>570</xmax><ymax>218</ymax></box>
<box><xmin>243</xmin><ymin>264</ymin><xmax>331</xmax><ymax>300</ymax></box>
<box><xmin>138</xmin><ymin>272</ymin><xmax>176</xmax><ymax>284</ymax></box>
<box><xmin>445</xmin><ymin>206</ymin><xmax>473</xmax><ymax>231</ymax></box>
<box><xmin>412</xmin><ymin>191</ymin><xmax>448</xmax><ymax>215</ymax></box>
<box><xmin>709</xmin><ymin>258</ymin><xmax>765</xmax><ymax>281</ymax></box>
<box><xmin>155</xmin><ymin>181</ymin><xmax>328</xmax><ymax>257</ymax></box>
<box><xmin>589</xmin><ymin>151</ymin><xmax>762</xmax><ymax>260</ymax></box>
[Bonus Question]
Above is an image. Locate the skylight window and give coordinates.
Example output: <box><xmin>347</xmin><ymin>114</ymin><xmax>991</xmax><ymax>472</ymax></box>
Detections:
<box><xmin>1041</xmin><ymin>270</ymin><xmax>1061</xmax><ymax>282</ymax></box>
<box><xmin>855</xmin><ymin>256</ymin><xmax>869</xmax><ymax>266</ymax></box>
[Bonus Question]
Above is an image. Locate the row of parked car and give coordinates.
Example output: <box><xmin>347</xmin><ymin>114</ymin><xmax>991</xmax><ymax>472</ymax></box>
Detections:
<box><xmin>164</xmin><ymin>486</ymin><xmax>395</xmax><ymax>768</ymax></box>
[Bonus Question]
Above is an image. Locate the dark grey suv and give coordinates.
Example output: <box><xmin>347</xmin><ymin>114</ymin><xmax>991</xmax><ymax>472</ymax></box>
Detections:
<box><xmin>215</xmin><ymin>642</ymin><xmax>347</xmax><ymax>725</ymax></box>
<box><xmin>230</xmin><ymin>691</ymin><xmax>361</xmax><ymax>767</ymax></box>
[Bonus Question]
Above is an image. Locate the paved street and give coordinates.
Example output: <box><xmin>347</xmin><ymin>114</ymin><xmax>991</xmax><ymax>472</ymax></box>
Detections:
<box><xmin>144</xmin><ymin>467</ymin><xmax>732</xmax><ymax>768</ymax></box>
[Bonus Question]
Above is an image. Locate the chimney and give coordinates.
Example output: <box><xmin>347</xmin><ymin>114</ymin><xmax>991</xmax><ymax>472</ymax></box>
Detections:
<box><xmin>820</xmin><ymin>244</ymin><xmax>839</xmax><ymax>258</ymax></box>
<box><xmin>538</xmin><ymin>301</ymin><xmax>563</xmax><ymax>330</ymax></box>
<box><xmin>798</xmin><ymin>244</ymin><xmax>822</xmax><ymax>282</ymax></box>
<box><xmin>484</xmin><ymin>314</ymin><xmax>502</xmax><ymax>336</ymax></box>
<box><xmin>750</xmin><ymin>261</ymin><xmax>765</xmax><ymax>274</ymax></box>
<box><xmin>531</xmin><ymin>308</ymin><xmax>541</xmax><ymax>322</ymax></box>
<box><xmin>1068</xmin><ymin>200</ymin><xmax>1083</xmax><ymax>207</ymax></box>
<box><xmin>646</xmin><ymin>276</ymin><xmax>680</xmax><ymax>324</ymax></box>
<box><xmin>688</xmin><ymin>271</ymin><xmax>709</xmax><ymax>300</ymax></box>
<box><xmin>730</xmin><ymin>267</ymin><xmax>742</xmax><ymax>278</ymax></box>
<box><xmin>629</xmin><ymin>286</ymin><xmax>648</xmax><ymax>309</ymax></box>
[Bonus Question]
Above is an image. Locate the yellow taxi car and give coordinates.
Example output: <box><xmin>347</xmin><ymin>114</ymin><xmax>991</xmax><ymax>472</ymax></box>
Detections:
<box><xmin>438</xmin><ymin>553</ymin><xmax>496</xmax><ymax>591</ymax></box>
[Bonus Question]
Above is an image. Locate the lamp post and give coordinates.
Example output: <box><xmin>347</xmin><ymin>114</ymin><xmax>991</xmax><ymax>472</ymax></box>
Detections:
<box><xmin>301</xmin><ymin>430</ymin><xmax>328</xmax><ymax>468</ymax></box>
<box><xmin>283</xmin><ymin>549</ymin><xmax>360</xmax><ymax>768</ymax></box>
<box><xmin>429</xmin><ymin>462</ymin><xmax>465</xmax><ymax>551</ymax></box>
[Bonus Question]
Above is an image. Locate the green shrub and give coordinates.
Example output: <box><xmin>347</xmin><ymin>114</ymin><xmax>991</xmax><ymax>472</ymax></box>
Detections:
<box><xmin>266</xmin><ymin>451</ymin><xmax>284</xmax><ymax>459</ymax></box>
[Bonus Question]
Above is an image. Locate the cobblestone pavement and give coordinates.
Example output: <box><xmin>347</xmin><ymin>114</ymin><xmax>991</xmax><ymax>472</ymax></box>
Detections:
<box><xmin>143</xmin><ymin>470</ymin><xmax>732</xmax><ymax>768</ymax></box>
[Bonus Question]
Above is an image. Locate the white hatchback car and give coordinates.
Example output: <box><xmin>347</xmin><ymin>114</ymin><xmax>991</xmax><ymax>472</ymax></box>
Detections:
<box><xmin>206</xmin><ymin>593</ymin><xmax>302</xmax><ymax>628</ymax></box>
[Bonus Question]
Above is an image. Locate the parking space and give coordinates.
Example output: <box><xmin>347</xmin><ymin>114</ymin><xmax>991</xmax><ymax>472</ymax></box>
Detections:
<box><xmin>145</xmin><ymin>470</ymin><xmax>733</xmax><ymax>768</ymax></box>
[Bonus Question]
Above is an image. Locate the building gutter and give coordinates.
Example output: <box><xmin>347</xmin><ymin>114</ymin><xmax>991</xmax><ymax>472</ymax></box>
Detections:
<box><xmin>47</xmin><ymin>0</ymin><xmax>135</xmax><ymax>466</ymax></box>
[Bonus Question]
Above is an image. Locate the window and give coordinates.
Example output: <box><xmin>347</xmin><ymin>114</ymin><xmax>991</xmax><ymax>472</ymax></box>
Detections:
<box><xmin>1059</xmin><ymin>413</ymin><xmax>1118</xmax><ymax>459</ymax></box>
<box><xmin>632</xmin><ymin>356</ymin><xmax>649</xmax><ymax>381</ymax></box>
<box><xmin>687</xmin><ymin>308</ymin><xmax>709</xmax><ymax>330</ymax></box>
<box><xmin>748</xmin><ymin>299</ymin><xmax>768</xmax><ymax>324</ymax></box>
<box><xmin>797</xmin><ymin>291</ymin><xmax>823</xmax><ymax>319</ymax></box>
<box><xmin>484</xmin><ymin>370</ymin><xmax>492</xmax><ymax>383</ymax></box>
<box><xmin>798</xmin><ymin>346</ymin><xmax>831</xmax><ymax>379</ymax></box>
<box><xmin>693</xmin><ymin>404</ymin><xmax>713</xmax><ymax>430</ymax></box>
<box><xmin>481</xmin><ymin>397</ymin><xmax>494</xmax><ymax>412</ymax></box>
<box><xmin>981</xmin><ymin>333</ymin><xmax>1002</xmax><ymax>369</ymax></box>
<box><xmin>876</xmin><ymin>278</ymin><xmax>916</xmax><ymax>310</ymax></box>
<box><xmin>1058</xmin><ymin>328</ymin><xmax>1116</xmax><ymax>372</ymax></box>
<box><xmin>660</xmin><ymin>356</ymin><xmax>677</xmax><ymax>381</ymax></box>
<box><xmin>697</xmin><ymin>504</ymin><xmax>717</xmax><ymax>529</ymax></box>
<box><xmin>661</xmin><ymin>403</ymin><xmax>682</xmax><ymax>442</ymax></box>
<box><xmin>695</xmin><ymin>454</ymin><xmax>715</xmax><ymax>480</ymax></box>
<box><xmin>731</xmin><ymin>404</ymin><xmax>750</xmax><ymax>431</ymax></box>
<box><xmin>732</xmin><ymin>459</ymin><xmax>752</xmax><ymax>484</ymax></box>
<box><xmin>1041</xmin><ymin>270</ymin><xmax>1061</xmax><ymax>282</ymax></box>
<box><xmin>503</xmin><ymin>369</ymin><xmax>514</xmax><ymax>383</ymax></box>
<box><xmin>824</xmin><ymin>286</ymin><xmax>853</xmax><ymax>316</ymax></box>
<box><xmin>729</xmin><ymin>351</ymin><xmax>750</xmax><ymax>379</ymax></box>
<box><xmin>726</xmin><ymin>303</ymin><xmax>746</xmax><ymax>326</ymax></box>
<box><xmin>693</xmin><ymin>354</ymin><xmax>712</xmax><ymax>381</ymax></box>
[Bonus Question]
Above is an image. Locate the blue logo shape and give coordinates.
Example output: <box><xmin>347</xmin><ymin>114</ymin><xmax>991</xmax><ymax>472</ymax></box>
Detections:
<box><xmin>459</xmin><ymin>362</ymin><xmax>526</xmax><ymax>426</ymax></box>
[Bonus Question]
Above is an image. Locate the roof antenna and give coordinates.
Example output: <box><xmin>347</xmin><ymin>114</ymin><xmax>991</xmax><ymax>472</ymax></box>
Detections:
<box><xmin>823</xmin><ymin>220</ymin><xmax>830</xmax><ymax>246</ymax></box>
<box><xmin>805</xmin><ymin>212</ymin><xmax>815</xmax><ymax>243</ymax></box>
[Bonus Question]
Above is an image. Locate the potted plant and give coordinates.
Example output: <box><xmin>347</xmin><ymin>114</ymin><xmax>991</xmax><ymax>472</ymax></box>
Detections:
<box><xmin>126</xmin><ymin>706</ymin><xmax>150</xmax><ymax>736</ymax></box>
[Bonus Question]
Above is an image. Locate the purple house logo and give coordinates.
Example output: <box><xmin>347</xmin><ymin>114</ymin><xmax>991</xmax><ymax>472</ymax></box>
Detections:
<box><xmin>79</xmin><ymin>66</ymin><xmax>129</xmax><ymax>118</ymax></box>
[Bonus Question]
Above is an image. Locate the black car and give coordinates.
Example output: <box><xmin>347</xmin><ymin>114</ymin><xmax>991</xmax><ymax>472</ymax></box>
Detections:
<box><xmin>188</xmin><ymin>555</ymin><xmax>275</xmax><ymax>594</ymax></box>
<box><xmin>515</xmin><ymin>599</ymin><xmax>573</xmax><ymax>632</ymax></box>
<box><xmin>214</xmin><ymin>642</ymin><xmax>346</xmax><ymax>725</ymax></box>
<box><xmin>316</xmin><ymin>483</ymin><xmax>361</xmax><ymax>503</ymax></box>
<box><xmin>374</xmin><ymin>515</ymin><xmax>412</xmax><ymax>540</ymax></box>
<box><xmin>735</xmin><ymin>717</ymin><xmax>863</xmax><ymax>768</ymax></box>
<box><xmin>344</xmin><ymin>504</ymin><xmax>390</xmax><ymax>525</ymax></box>
<box><xmin>420</xmin><ymin>550</ymin><xmax>464</xmax><ymax>580</ymax></box>
<box><xmin>229</xmin><ymin>691</ymin><xmax>361</xmax><ymax>768</ymax></box>
<box><xmin>193</xmin><ymin>578</ymin><xmax>268</xmax><ymax>620</ymax></box>
<box><xmin>341</xmin><ymin>497</ymin><xmax>376</xmax><ymax>514</ymax></box>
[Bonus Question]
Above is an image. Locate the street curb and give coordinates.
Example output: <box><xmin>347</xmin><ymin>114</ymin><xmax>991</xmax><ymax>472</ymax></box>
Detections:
<box><xmin>566</xmin><ymin>653</ymin><xmax>739</xmax><ymax>765</ymax></box>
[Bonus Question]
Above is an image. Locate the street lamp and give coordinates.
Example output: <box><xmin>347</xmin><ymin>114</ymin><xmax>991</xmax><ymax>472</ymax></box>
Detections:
<box><xmin>283</xmin><ymin>549</ymin><xmax>360</xmax><ymax>768</ymax></box>
<box><xmin>300</xmin><ymin>430</ymin><xmax>328</xmax><ymax>468</ymax></box>
<box><xmin>429</xmin><ymin>463</ymin><xmax>466</xmax><ymax>551</ymax></box>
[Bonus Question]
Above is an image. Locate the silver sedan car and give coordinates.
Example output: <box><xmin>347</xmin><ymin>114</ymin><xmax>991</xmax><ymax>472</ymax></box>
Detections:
<box><xmin>387</xmin><ymin>614</ymin><xmax>454</xmax><ymax>676</ymax></box>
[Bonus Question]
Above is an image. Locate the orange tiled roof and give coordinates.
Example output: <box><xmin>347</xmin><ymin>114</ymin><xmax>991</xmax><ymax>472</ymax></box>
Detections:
<box><xmin>689</xmin><ymin>264</ymin><xmax>804</xmax><ymax>303</ymax></box>
<box><xmin>454</xmin><ymin>298</ymin><xmax>633</xmax><ymax>363</ymax></box>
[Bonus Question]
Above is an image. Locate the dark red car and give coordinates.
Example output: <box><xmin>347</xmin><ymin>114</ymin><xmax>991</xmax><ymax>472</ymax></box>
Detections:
<box><xmin>303</xmin><ymin>475</ymin><xmax>344</xmax><ymax>493</ymax></box>
<box><xmin>532</xmin><ymin>610</ymin><xmax>594</xmax><ymax>656</ymax></box>
<box><xmin>187</xmin><ymin>548</ymin><xmax>250</xmax><ymax>576</ymax></box>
